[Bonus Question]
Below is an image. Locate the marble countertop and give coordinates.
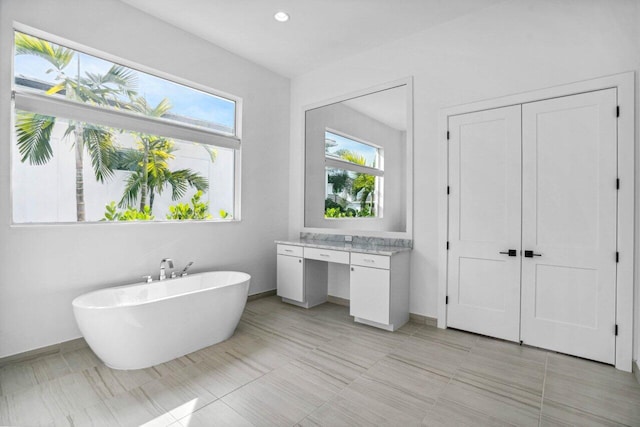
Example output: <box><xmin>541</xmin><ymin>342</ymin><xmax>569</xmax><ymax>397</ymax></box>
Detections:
<box><xmin>275</xmin><ymin>239</ymin><xmax>412</xmax><ymax>256</ymax></box>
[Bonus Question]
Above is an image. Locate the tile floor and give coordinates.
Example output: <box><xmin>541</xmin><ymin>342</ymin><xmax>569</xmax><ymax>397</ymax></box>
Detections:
<box><xmin>1</xmin><ymin>296</ymin><xmax>640</xmax><ymax>426</ymax></box>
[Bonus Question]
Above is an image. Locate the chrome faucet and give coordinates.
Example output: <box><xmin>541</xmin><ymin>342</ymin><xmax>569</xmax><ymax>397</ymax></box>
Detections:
<box><xmin>159</xmin><ymin>258</ymin><xmax>174</xmax><ymax>281</ymax></box>
<box><xmin>180</xmin><ymin>261</ymin><xmax>194</xmax><ymax>277</ymax></box>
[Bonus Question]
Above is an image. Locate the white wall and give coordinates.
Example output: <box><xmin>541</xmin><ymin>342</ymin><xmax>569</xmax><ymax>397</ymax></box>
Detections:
<box><xmin>0</xmin><ymin>0</ymin><xmax>290</xmax><ymax>357</ymax></box>
<box><xmin>289</xmin><ymin>0</ymin><xmax>640</xmax><ymax>359</ymax></box>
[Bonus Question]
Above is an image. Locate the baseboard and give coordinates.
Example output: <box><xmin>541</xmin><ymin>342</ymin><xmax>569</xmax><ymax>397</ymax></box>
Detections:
<box><xmin>0</xmin><ymin>337</ymin><xmax>87</xmax><ymax>367</ymax></box>
<box><xmin>247</xmin><ymin>289</ymin><xmax>277</xmax><ymax>302</ymax></box>
<box><xmin>410</xmin><ymin>313</ymin><xmax>437</xmax><ymax>327</ymax></box>
<box><xmin>327</xmin><ymin>295</ymin><xmax>350</xmax><ymax>307</ymax></box>
<box><xmin>633</xmin><ymin>360</ymin><xmax>640</xmax><ymax>385</ymax></box>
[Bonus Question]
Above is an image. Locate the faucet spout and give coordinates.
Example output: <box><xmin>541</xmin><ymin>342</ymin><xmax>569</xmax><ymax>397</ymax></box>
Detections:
<box><xmin>159</xmin><ymin>258</ymin><xmax>174</xmax><ymax>281</ymax></box>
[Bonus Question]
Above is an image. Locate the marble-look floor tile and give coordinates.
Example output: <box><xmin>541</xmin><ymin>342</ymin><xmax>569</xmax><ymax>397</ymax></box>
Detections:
<box><xmin>0</xmin><ymin>385</ymin><xmax>56</xmax><ymax>426</ymax></box>
<box><xmin>50</xmin><ymin>401</ymin><xmax>119</xmax><ymax>427</ymax></box>
<box><xmin>396</xmin><ymin>320</ymin><xmax>426</xmax><ymax>336</ymax></box>
<box><xmin>31</xmin><ymin>354</ymin><xmax>72</xmax><ymax>384</ymax></box>
<box><xmin>222</xmin><ymin>360</ymin><xmax>339</xmax><ymax>427</ymax></box>
<box><xmin>543</xmin><ymin>369</ymin><xmax>640</xmax><ymax>426</ymax></box>
<box><xmin>389</xmin><ymin>335</ymin><xmax>470</xmax><ymax>378</ymax></box>
<box><xmin>422</xmin><ymin>398</ymin><xmax>511</xmax><ymax>427</ymax></box>
<box><xmin>222</xmin><ymin>378</ymin><xmax>315</xmax><ymax>427</ymax></box>
<box><xmin>173</xmin><ymin>351</ymin><xmax>266</xmax><ymax>398</ymax></box>
<box><xmin>103</xmin><ymin>388</ymin><xmax>177</xmax><ymax>427</ymax></box>
<box><xmin>303</xmin><ymin>375</ymin><xmax>429</xmax><ymax>426</ymax></box>
<box><xmin>314</xmin><ymin>335</ymin><xmax>389</xmax><ymax>371</ymax></box>
<box><xmin>540</xmin><ymin>398</ymin><xmax>629</xmax><ymax>427</ymax></box>
<box><xmin>413</xmin><ymin>325</ymin><xmax>479</xmax><ymax>351</ymax></box>
<box><xmin>0</xmin><ymin>359</ymin><xmax>39</xmax><ymax>396</ymax></box>
<box><xmin>434</xmin><ymin>379</ymin><xmax>541</xmax><ymax>426</ymax></box>
<box><xmin>0</xmin><ymin>353</ymin><xmax>70</xmax><ymax>396</ymax></box>
<box><xmin>456</xmin><ymin>342</ymin><xmax>546</xmax><ymax>403</ymax></box>
<box><xmin>363</xmin><ymin>356</ymin><xmax>449</xmax><ymax>404</ymax></box>
<box><xmin>83</xmin><ymin>363</ymin><xmax>161</xmax><ymax>398</ymax></box>
<box><xmin>140</xmin><ymin>371</ymin><xmax>217</xmax><ymax>420</ymax></box>
<box><xmin>4</xmin><ymin>297</ymin><xmax>640</xmax><ymax>427</ymax></box>
<box><xmin>62</xmin><ymin>347</ymin><xmax>103</xmax><ymax>372</ymax></box>
<box><xmin>177</xmin><ymin>400</ymin><xmax>254</xmax><ymax>427</ymax></box>
<box><xmin>294</xmin><ymin>347</ymin><xmax>366</xmax><ymax>388</ymax></box>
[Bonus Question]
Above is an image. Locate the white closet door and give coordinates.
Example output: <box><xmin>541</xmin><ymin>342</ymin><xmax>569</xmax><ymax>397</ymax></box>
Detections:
<box><xmin>447</xmin><ymin>105</ymin><xmax>522</xmax><ymax>342</ymax></box>
<box><xmin>521</xmin><ymin>89</ymin><xmax>617</xmax><ymax>364</ymax></box>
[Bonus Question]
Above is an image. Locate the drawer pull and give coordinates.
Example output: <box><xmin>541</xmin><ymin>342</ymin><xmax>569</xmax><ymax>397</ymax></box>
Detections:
<box><xmin>363</xmin><ymin>259</ymin><xmax>375</xmax><ymax>263</ymax></box>
<box><xmin>299</xmin><ymin>259</ymin><xmax>302</xmax><ymax>263</ymax></box>
<box><xmin>284</xmin><ymin>249</ymin><xmax>293</xmax><ymax>253</ymax></box>
<box><xmin>320</xmin><ymin>253</ymin><xmax>330</xmax><ymax>257</ymax></box>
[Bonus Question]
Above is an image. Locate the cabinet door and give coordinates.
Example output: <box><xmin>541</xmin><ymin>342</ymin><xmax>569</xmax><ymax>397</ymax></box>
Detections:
<box><xmin>277</xmin><ymin>255</ymin><xmax>304</xmax><ymax>302</ymax></box>
<box><xmin>350</xmin><ymin>265</ymin><xmax>390</xmax><ymax>324</ymax></box>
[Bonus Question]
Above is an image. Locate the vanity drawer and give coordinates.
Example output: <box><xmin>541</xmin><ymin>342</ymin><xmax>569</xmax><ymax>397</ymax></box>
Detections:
<box><xmin>277</xmin><ymin>244</ymin><xmax>304</xmax><ymax>257</ymax></box>
<box><xmin>350</xmin><ymin>252</ymin><xmax>391</xmax><ymax>269</ymax></box>
<box><xmin>304</xmin><ymin>247</ymin><xmax>350</xmax><ymax>264</ymax></box>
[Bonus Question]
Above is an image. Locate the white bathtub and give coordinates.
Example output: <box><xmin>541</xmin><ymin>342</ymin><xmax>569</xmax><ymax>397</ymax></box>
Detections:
<box><xmin>72</xmin><ymin>271</ymin><xmax>250</xmax><ymax>370</ymax></box>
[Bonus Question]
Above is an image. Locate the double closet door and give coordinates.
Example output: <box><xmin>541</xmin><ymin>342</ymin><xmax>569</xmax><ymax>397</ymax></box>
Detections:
<box><xmin>447</xmin><ymin>89</ymin><xmax>618</xmax><ymax>364</ymax></box>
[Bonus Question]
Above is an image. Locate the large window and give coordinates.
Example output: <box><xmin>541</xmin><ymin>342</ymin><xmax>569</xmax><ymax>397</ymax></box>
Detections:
<box><xmin>12</xmin><ymin>30</ymin><xmax>240</xmax><ymax>223</ymax></box>
<box><xmin>324</xmin><ymin>130</ymin><xmax>383</xmax><ymax>218</ymax></box>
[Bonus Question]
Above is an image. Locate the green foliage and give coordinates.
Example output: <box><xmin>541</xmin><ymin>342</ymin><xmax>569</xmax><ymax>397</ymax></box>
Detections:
<box><xmin>219</xmin><ymin>209</ymin><xmax>232</xmax><ymax>219</ymax></box>
<box><xmin>15</xmin><ymin>32</ymin><xmax>137</xmax><ymax>221</ymax></box>
<box><xmin>324</xmin><ymin>207</ymin><xmax>356</xmax><ymax>218</ymax></box>
<box><xmin>325</xmin><ymin>150</ymin><xmax>377</xmax><ymax>217</ymax></box>
<box><xmin>166</xmin><ymin>191</ymin><xmax>213</xmax><ymax>220</ymax></box>
<box><xmin>324</xmin><ymin>198</ymin><xmax>343</xmax><ymax>211</ymax></box>
<box><xmin>327</xmin><ymin>170</ymin><xmax>350</xmax><ymax>194</ymax></box>
<box><xmin>118</xmin><ymin>98</ymin><xmax>210</xmax><ymax>213</ymax></box>
<box><xmin>101</xmin><ymin>201</ymin><xmax>154</xmax><ymax>221</ymax></box>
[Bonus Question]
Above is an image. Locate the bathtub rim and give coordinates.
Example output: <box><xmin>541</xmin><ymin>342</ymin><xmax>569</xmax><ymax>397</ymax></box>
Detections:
<box><xmin>72</xmin><ymin>270</ymin><xmax>251</xmax><ymax>310</ymax></box>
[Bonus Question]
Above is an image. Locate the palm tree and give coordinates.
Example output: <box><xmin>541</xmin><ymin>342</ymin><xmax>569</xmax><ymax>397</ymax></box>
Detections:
<box><xmin>117</xmin><ymin>97</ymin><xmax>210</xmax><ymax>213</ymax></box>
<box><xmin>117</xmin><ymin>134</ymin><xmax>209</xmax><ymax>213</ymax></box>
<box><xmin>338</xmin><ymin>151</ymin><xmax>376</xmax><ymax>215</ymax></box>
<box><xmin>14</xmin><ymin>32</ymin><xmax>137</xmax><ymax>221</ymax></box>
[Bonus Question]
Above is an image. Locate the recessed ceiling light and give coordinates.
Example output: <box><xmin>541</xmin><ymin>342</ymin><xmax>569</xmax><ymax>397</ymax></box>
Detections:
<box><xmin>274</xmin><ymin>11</ymin><xmax>290</xmax><ymax>22</ymax></box>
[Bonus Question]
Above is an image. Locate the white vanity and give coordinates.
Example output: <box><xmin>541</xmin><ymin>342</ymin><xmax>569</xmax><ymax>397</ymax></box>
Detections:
<box><xmin>275</xmin><ymin>238</ymin><xmax>411</xmax><ymax>331</ymax></box>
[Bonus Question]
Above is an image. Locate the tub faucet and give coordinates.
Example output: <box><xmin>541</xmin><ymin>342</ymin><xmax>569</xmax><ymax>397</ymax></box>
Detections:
<box><xmin>159</xmin><ymin>258</ymin><xmax>174</xmax><ymax>281</ymax></box>
<box><xmin>180</xmin><ymin>261</ymin><xmax>194</xmax><ymax>277</ymax></box>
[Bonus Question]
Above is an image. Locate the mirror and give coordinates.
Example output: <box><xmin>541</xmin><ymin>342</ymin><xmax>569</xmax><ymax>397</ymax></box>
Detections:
<box><xmin>304</xmin><ymin>80</ymin><xmax>412</xmax><ymax>236</ymax></box>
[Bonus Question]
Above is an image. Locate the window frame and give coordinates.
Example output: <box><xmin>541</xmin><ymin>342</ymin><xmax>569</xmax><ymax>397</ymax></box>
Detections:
<box><xmin>10</xmin><ymin>24</ymin><xmax>243</xmax><ymax>224</ymax></box>
<box><xmin>324</xmin><ymin>128</ymin><xmax>384</xmax><ymax>218</ymax></box>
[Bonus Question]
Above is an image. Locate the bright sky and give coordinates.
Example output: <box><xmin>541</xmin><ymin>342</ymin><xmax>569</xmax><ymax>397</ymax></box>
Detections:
<box><xmin>14</xmin><ymin>34</ymin><xmax>236</xmax><ymax>132</ymax></box>
<box><xmin>325</xmin><ymin>131</ymin><xmax>377</xmax><ymax>167</ymax></box>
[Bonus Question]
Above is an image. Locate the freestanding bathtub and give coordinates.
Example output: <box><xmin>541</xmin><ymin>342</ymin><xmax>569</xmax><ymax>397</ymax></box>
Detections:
<box><xmin>72</xmin><ymin>271</ymin><xmax>250</xmax><ymax>370</ymax></box>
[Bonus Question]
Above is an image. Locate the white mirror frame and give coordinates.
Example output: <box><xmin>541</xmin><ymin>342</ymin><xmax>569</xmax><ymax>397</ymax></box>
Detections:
<box><xmin>300</xmin><ymin>77</ymin><xmax>414</xmax><ymax>239</ymax></box>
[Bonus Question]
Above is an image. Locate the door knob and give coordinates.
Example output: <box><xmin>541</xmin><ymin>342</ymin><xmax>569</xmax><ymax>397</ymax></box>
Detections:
<box><xmin>524</xmin><ymin>250</ymin><xmax>542</xmax><ymax>258</ymax></box>
<box><xmin>499</xmin><ymin>249</ymin><xmax>517</xmax><ymax>256</ymax></box>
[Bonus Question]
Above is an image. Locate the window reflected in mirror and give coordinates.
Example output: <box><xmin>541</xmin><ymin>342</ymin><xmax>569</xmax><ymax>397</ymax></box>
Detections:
<box><xmin>304</xmin><ymin>81</ymin><xmax>411</xmax><ymax>235</ymax></box>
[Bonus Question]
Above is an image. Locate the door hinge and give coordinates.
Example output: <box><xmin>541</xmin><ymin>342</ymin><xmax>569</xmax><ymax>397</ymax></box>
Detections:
<box><xmin>616</xmin><ymin>106</ymin><xmax>620</xmax><ymax>117</ymax></box>
<box><xmin>447</xmin><ymin>186</ymin><xmax>450</xmax><ymax>195</ymax></box>
<box><xmin>616</xmin><ymin>178</ymin><xmax>620</xmax><ymax>190</ymax></box>
<box><xmin>616</xmin><ymin>252</ymin><xmax>619</xmax><ymax>263</ymax></box>
<box><xmin>615</xmin><ymin>324</ymin><xmax>618</xmax><ymax>336</ymax></box>
<box><xmin>446</xmin><ymin>131</ymin><xmax>450</xmax><ymax>140</ymax></box>
<box><xmin>446</xmin><ymin>295</ymin><xmax>449</xmax><ymax>305</ymax></box>
<box><xmin>446</xmin><ymin>241</ymin><xmax>450</xmax><ymax>250</ymax></box>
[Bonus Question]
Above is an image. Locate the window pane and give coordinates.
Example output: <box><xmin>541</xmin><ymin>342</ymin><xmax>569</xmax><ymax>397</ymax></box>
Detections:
<box><xmin>14</xmin><ymin>31</ymin><xmax>236</xmax><ymax>135</ymax></box>
<box><xmin>325</xmin><ymin>167</ymin><xmax>378</xmax><ymax>218</ymax></box>
<box><xmin>13</xmin><ymin>110</ymin><xmax>235</xmax><ymax>223</ymax></box>
<box><xmin>325</xmin><ymin>131</ymin><xmax>378</xmax><ymax>168</ymax></box>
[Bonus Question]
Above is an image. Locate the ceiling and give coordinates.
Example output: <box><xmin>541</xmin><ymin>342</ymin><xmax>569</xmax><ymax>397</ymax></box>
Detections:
<box><xmin>342</xmin><ymin>85</ymin><xmax>407</xmax><ymax>131</ymax></box>
<box><xmin>121</xmin><ymin>0</ymin><xmax>505</xmax><ymax>78</ymax></box>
